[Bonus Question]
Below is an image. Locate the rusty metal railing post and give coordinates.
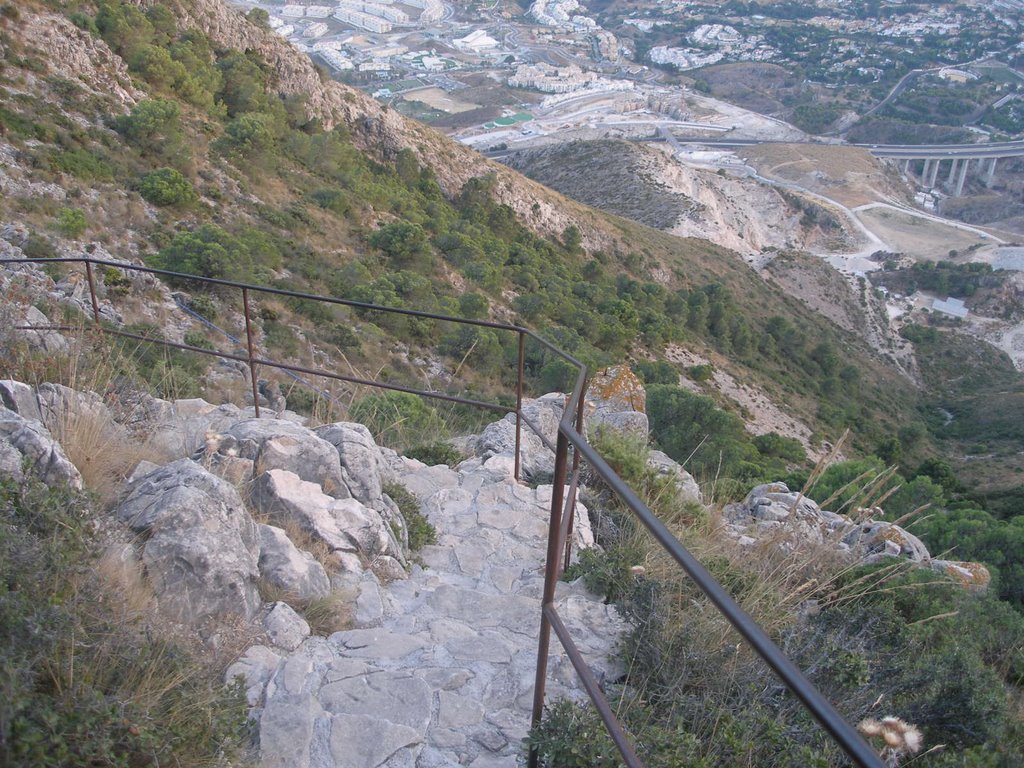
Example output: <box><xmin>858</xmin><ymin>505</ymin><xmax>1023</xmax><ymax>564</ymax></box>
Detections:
<box><xmin>241</xmin><ymin>287</ymin><xmax>261</xmax><ymax>418</ymax></box>
<box><xmin>84</xmin><ymin>260</ymin><xmax>101</xmax><ymax>327</ymax></box>
<box><xmin>529</xmin><ymin>429</ymin><xmax>570</xmax><ymax>768</ymax></box>
<box><xmin>563</xmin><ymin>380</ymin><xmax>589</xmax><ymax>572</ymax></box>
<box><xmin>514</xmin><ymin>330</ymin><xmax>525</xmax><ymax>482</ymax></box>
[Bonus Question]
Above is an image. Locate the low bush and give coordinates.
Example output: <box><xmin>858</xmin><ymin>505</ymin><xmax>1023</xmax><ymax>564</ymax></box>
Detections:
<box><xmin>403</xmin><ymin>441</ymin><xmax>464</xmax><ymax>468</ymax></box>
<box><xmin>383</xmin><ymin>482</ymin><xmax>437</xmax><ymax>551</ymax></box>
<box><xmin>0</xmin><ymin>475</ymin><xmax>250</xmax><ymax>767</ymax></box>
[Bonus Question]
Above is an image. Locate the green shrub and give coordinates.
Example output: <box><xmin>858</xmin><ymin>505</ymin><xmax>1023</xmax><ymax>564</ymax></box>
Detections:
<box><xmin>383</xmin><ymin>482</ymin><xmax>437</xmax><ymax>551</ymax></box>
<box><xmin>54</xmin><ymin>207</ymin><xmax>87</xmax><ymax>238</ymax></box>
<box><xmin>0</xmin><ymin>475</ymin><xmax>248</xmax><ymax>767</ymax></box>
<box><xmin>403</xmin><ymin>441</ymin><xmax>464</xmax><ymax>468</ymax></box>
<box><xmin>102</xmin><ymin>266</ymin><xmax>130</xmax><ymax>296</ymax></box>
<box><xmin>183</xmin><ymin>329</ymin><xmax>214</xmax><ymax>350</ymax></box>
<box><xmin>137</xmin><ymin>166</ymin><xmax>197</xmax><ymax>207</ymax></box>
<box><xmin>686</xmin><ymin>363</ymin><xmax>714</xmax><ymax>382</ymax></box>
<box><xmin>349</xmin><ymin>391</ymin><xmax>442</xmax><ymax>449</ymax></box>
<box><xmin>184</xmin><ymin>293</ymin><xmax>217</xmax><ymax>320</ymax></box>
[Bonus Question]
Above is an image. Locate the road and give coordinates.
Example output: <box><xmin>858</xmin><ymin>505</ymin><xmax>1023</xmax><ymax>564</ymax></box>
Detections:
<box><xmin>643</xmin><ymin>135</ymin><xmax>1024</xmax><ymax>159</ymax></box>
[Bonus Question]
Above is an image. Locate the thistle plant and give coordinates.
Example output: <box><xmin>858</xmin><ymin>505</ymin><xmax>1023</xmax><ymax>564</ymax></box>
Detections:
<box><xmin>857</xmin><ymin>717</ymin><xmax>924</xmax><ymax>767</ymax></box>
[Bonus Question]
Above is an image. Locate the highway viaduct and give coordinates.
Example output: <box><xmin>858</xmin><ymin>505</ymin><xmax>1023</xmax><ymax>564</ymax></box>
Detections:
<box><xmin>649</xmin><ymin>136</ymin><xmax>1024</xmax><ymax>197</ymax></box>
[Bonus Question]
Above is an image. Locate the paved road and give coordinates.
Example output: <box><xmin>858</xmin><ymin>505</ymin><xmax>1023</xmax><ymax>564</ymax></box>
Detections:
<box><xmin>646</xmin><ymin>135</ymin><xmax>1024</xmax><ymax>159</ymax></box>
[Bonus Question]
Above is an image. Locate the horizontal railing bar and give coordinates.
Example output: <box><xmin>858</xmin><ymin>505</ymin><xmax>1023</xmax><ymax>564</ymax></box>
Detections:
<box><xmin>559</xmin><ymin>420</ymin><xmax>884</xmax><ymax>768</ymax></box>
<box><xmin>544</xmin><ymin>604</ymin><xmax>644</xmax><ymax>768</ymax></box>
<box><xmin>16</xmin><ymin>324</ymin><xmax>513</xmax><ymax>416</ymax></box>
<box><xmin>0</xmin><ymin>257</ymin><xmax>525</xmax><ymax>332</ymax></box>
<box><xmin>2</xmin><ymin>256</ymin><xmax>588</xmax><ymax>368</ymax></box>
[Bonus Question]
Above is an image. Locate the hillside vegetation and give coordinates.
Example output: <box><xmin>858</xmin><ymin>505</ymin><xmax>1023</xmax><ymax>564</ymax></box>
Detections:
<box><xmin>1</xmin><ymin>1</ymin><xmax>1024</xmax><ymax>764</ymax></box>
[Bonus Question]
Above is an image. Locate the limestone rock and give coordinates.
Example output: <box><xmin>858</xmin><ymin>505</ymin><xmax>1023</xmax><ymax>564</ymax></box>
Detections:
<box><xmin>315</xmin><ymin>422</ymin><xmax>386</xmax><ymax>507</ymax></box>
<box><xmin>115</xmin><ymin>458</ymin><xmax>261</xmax><ymax>623</ymax></box>
<box><xmin>250</xmin><ymin>468</ymin><xmax>405</xmax><ymax>576</ymax></box>
<box><xmin>225</xmin><ymin>645</ymin><xmax>283</xmax><ymax>707</ymax></box>
<box><xmin>647</xmin><ymin>449</ymin><xmax>701</xmax><ymax>503</ymax></box>
<box><xmin>843</xmin><ymin>521</ymin><xmax>930</xmax><ymax>563</ymax></box>
<box><xmin>258</xmin><ymin>692</ymin><xmax>320</xmax><ymax>768</ymax></box>
<box><xmin>930</xmin><ymin>559</ymin><xmax>991</xmax><ymax>591</ymax></box>
<box><xmin>0</xmin><ymin>405</ymin><xmax>82</xmax><ymax>488</ymax></box>
<box><xmin>17</xmin><ymin>305</ymin><xmax>69</xmax><ymax>353</ymax></box>
<box><xmin>586</xmin><ymin>365</ymin><xmax>648</xmax><ymax>437</ymax></box>
<box><xmin>226</xmin><ymin>419</ymin><xmax>349</xmax><ymax>498</ymax></box>
<box><xmin>0</xmin><ymin>379</ymin><xmax>42</xmax><ymax>423</ymax></box>
<box><xmin>258</xmin><ymin>524</ymin><xmax>331</xmax><ymax>602</ymax></box>
<box><xmin>263</xmin><ymin>602</ymin><xmax>311</xmax><ymax>651</ymax></box>
<box><xmin>471</xmin><ymin>393</ymin><xmax>564</xmax><ymax>481</ymax></box>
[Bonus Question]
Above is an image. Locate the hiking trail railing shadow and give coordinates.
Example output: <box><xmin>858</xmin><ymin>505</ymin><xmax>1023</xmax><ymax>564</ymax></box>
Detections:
<box><xmin>2</xmin><ymin>256</ymin><xmax>883</xmax><ymax>768</ymax></box>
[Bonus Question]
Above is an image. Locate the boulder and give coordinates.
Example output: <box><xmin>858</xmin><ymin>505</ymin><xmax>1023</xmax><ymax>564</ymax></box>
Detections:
<box><xmin>646</xmin><ymin>449</ymin><xmax>701</xmax><ymax>503</ymax></box>
<box><xmin>471</xmin><ymin>393</ymin><xmax>564</xmax><ymax>481</ymax></box>
<box><xmin>17</xmin><ymin>305</ymin><xmax>69</xmax><ymax>353</ymax></box>
<box><xmin>315</xmin><ymin>422</ymin><xmax>386</xmax><ymax>507</ymax></box>
<box><xmin>258</xmin><ymin>523</ymin><xmax>332</xmax><ymax>601</ymax></box>
<box><xmin>225</xmin><ymin>645</ymin><xmax>283</xmax><ymax>707</ymax></box>
<box><xmin>263</xmin><ymin>602</ymin><xmax>311</xmax><ymax>651</ymax></box>
<box><xmin>250</xmin><ymin>469</ymin><xmax>405</xmax><ymax>578</ymax></box>
<box><xmin>115</xmin><ymin>458</ymin><xmax>261</xmax><ymax>623</ymax></box>
<box><xmin>843</xmin><ymin>521</ymin><xmax>930</xmax><ymax>563</ymax></box>
<box><xmin>930</xmin><ymin>560</ymin><xmax>991</xmax><ymax>592</ymax></box>
<box><xmin>0</xmin><ymin>405</ymin><xmax>82</xmax><ymax>488</ymax></box>
<box><xmin>225</xmin><ymin>419</ymin><xmax>349</xmax><ymax>498</ymax></box>
<box><xmin>36</xmin><ymin>382</ymin><xmax>111</xmax><ymax>431</ymax></box>
<box><xmin>586</xmin><ymin>365</ymin><xmax>648</xmax><ymax>437</ymax></box>
<box><xmin>0</xmin><ymin>379</ymin><xmax>43</xmax><ymax>423</ymax></box>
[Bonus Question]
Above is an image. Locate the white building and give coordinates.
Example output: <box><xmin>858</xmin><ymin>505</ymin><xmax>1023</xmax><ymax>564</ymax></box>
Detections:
<box><xmin>649</xmin><ymin>45</ymin><xmax>722</xmax><ymax>70</ymax></box>
<box><xmin>508</xmin><ymin>62</ymin><xmax>595</xmax><ymax>93</ymax></box>
<box><xmin>275</xmin><ymin>24</ymin><xmax>296</xmax><ymax>36</ymax></box>
<box><xmin>454</xmin><ymin>29</ymin><xmax>500</xmax><ymax>52</ymax></box>
<box><xmin>337</xmin><ymin>1</ymin><xmax>409</xmax><ymax>23</ymax></box>
<box><xmin>281</xmin><ymin>5</ymin><xmax>306</xmax><ymax>17</ymax></box>
<box><xmin>304</xmin><ymin>22</ymin><xmax>330</xmax><ymax>37</ymax></box>
<box><xmin>359</xmin><ymin>60</ymin><xmax>392</xmax><ymax>72</ymax></box>
<box><xmin>333</xmin><ymin>7</ymin><xmax>392</xmax><ymax>33</ymax></box>
<box><xmin>317</xmin><ymin>48</ymin><xmax>355</xmax><ymax>70</ymax></box>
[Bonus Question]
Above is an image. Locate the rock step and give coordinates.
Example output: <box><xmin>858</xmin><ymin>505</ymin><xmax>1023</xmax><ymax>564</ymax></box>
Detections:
<box><xmin>250</xmin><ymin>456</ymin><xmax>624</xmax><ymax>768</ymax></box>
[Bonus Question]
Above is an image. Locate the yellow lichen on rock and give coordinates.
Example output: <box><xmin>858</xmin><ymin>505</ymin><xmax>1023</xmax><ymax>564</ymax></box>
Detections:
<box><xmin>589</xmin><ymin>365</ymin><xmax>646</xmax><ymax>414</ymax></box>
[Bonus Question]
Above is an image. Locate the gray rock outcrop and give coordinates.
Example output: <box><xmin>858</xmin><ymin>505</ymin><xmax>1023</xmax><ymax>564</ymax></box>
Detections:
<box><xmin>225</xmin><ymin>419</ymin><xmax>350</xmax><ymax>498</ymax></box>
<box><xmin>115</xmin><ymin>458</ymin><xmax>261</xmax><ymax>623</ymax></box>
<box><xmin>258</xmin><ymin>523</ymin><xmax>332</xmax><ymax>601</ymax></box>
<box><xmin>250</xmin><ymin>468</ymin><xmax>405</xmax><ymax>579</ymax></box>
<box><xmin>0</xmin><ymin>405</ymin><xmax>82</xmax><ymax>488</ymax></box>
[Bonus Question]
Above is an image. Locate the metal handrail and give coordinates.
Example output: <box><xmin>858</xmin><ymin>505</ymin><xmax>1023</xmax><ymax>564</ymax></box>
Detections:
<box><xmin>1</xmin><ymin>256</ymin><xmax>882</xmax><ymax>767</ymax></box>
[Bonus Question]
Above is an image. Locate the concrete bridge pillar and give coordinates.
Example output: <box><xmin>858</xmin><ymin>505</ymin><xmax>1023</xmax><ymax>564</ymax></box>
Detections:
<box><xmin>927</xmin><ymin>159</ymin><xmax>940</xmax><ymax>188</ymax></box>
<box><xmin>922</xmin><ymin>158</ymin><xmax>933</xmax><ymax>185</ymax></box>
<box><xmin>955</xmin><ymin>158</ymin><xmax>969</xmax><ymax>196</ymax></box>
<box><xmin>947</xmin><ymin>158</ymin><xmax>960</xmax><ymax>187</ymax></box>
<box><xmin>986</xmin><ymin>157</ymin><xmax>997</xmax><ymax>187</ymax></box>
<box><xmin>901</xmin><ymin>158</ymin><xmax>910</xmax><ymax>175</ymax></box>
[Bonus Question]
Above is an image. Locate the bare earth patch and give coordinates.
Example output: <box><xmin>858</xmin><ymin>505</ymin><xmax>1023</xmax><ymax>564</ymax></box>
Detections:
<box><xmin>740</xmin><ymin>144</ymin><xmax>906</xmax><ymax>208</ymax></box>
<box><xmin>856</xmin><ymin>207</ymin><xmax>988</xmax><ymax>260</ymax></box>
<box><xmin>401</xmin><ymin>87</ymin><xmax>479</xmax><ymax>114</ymax></box>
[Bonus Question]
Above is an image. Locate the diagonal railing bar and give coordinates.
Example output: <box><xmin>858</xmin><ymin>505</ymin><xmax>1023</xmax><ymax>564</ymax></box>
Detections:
<box><xmin>2</xmin><ymin>256</ymin><xmax>882</xmax><ymax>768</ymax></box>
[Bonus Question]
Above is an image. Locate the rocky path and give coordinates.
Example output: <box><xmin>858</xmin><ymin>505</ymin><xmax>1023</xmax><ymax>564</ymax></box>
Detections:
<box><xmin>236</xmin><ymin>453</ymin><xmax>625</xmax><ymax>768</ymax></box>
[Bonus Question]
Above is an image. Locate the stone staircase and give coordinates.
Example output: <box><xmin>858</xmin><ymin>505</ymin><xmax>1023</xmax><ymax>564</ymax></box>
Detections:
<box><xmin>235</xmin><ymin>453</ymin><xmax>626</xmax><ymax>768</ymax></box>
